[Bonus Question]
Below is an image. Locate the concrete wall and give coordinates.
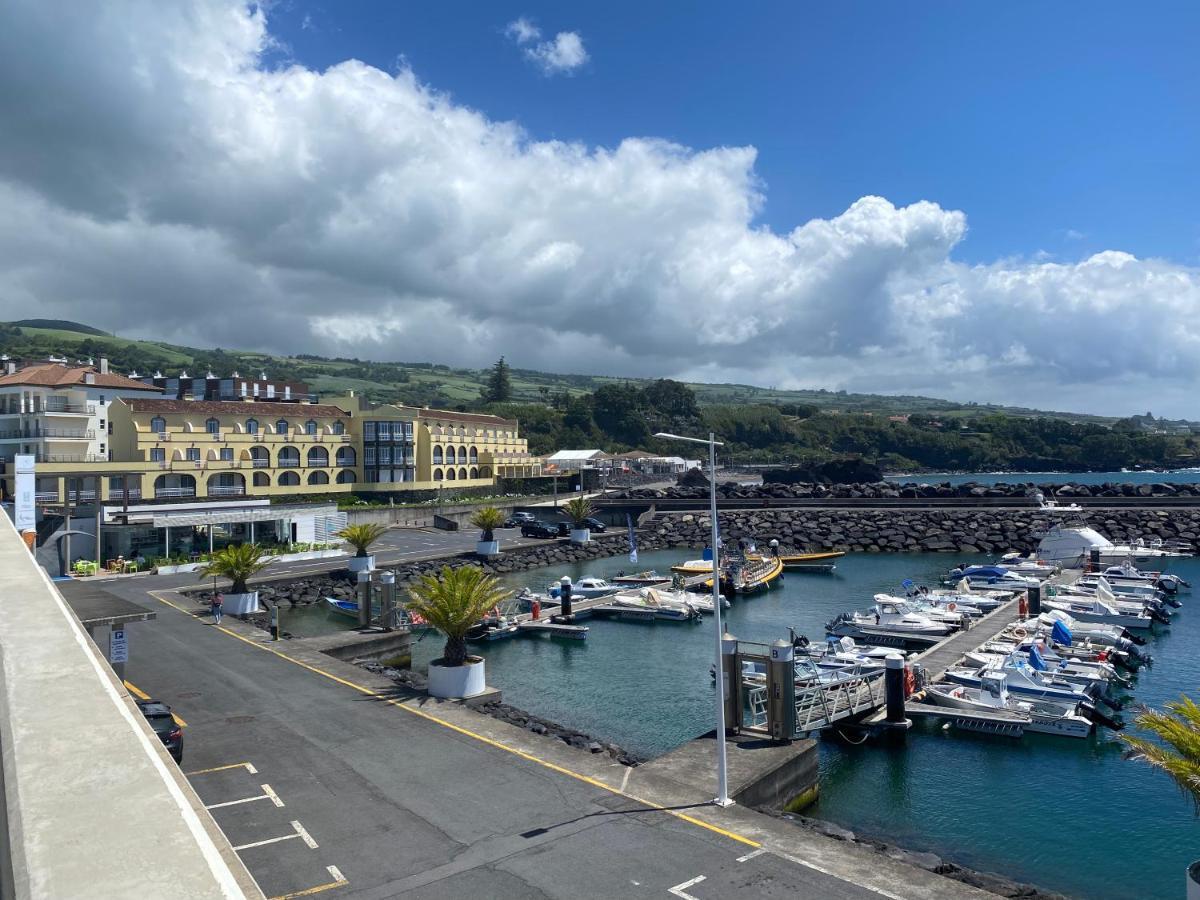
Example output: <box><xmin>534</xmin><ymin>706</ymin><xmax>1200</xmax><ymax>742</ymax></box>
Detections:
<box><xmin>0</xmin><ymin>515</ymin><xmax>262</xmax><ymax>899</ymax></box>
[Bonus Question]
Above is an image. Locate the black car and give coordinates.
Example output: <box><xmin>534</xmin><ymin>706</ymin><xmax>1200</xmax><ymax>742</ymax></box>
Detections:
<box><xmin>503</xmin><ymin>512</ymin><xmax>536</xmax><ymax>528</ymax></box>
<box><xmin>138</xmin><ymin>699</ymin><xmax>184</xmax><ymax>763</ymax></box>
<box><xmin>520</xmin><ymin>520</ymin><xmax>560</xmax><ymax>539</ymax></box>
<box><xmin>557</xmin><ymin>518</ymin><xmax>607</xmax><ymax>535</ymax></box>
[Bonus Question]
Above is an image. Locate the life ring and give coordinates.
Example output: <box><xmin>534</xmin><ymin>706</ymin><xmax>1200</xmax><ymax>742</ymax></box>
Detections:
<box><xmin>947</xmin><ymin>602</ymin><xmax>957</xmax><ymax>611</ymax></box>
<box><xmin>1013</xmin><ymin>627</ymin><xmax>1028</xmax><ymax>639</ymax></box>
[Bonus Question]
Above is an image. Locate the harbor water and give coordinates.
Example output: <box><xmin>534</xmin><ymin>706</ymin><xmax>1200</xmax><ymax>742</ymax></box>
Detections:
<box><xmin>886</xmin><ymin>469</ymin><xmax>1200</xmax><ymax>487</ymax></box>
<box><xmin>288</xmin><ymin>549</ymin><xmax>1199</xmax><ymax>898</ymax></box>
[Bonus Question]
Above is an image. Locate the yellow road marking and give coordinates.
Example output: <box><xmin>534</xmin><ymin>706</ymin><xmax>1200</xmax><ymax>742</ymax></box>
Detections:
<box><xmin>186</xmin><ymin>761</ymin><xmax>258</xmax><ymax>776</ymax></box>
<box><xmin>125</xmin><ymin>679</ymin><xmax>188</xmax><ymax>726</ymax></box>
<box><xmin>148</xmin><ymin>590</ymin><xmax>760</xmax><ymax>849</ymax></box>
<box><xmin>270</xmin><ymin>866</ymin><xmax>348</xmax><ymax>899</ymax></box>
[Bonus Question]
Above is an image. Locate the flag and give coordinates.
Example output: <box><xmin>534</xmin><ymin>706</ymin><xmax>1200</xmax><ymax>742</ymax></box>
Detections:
<box><xmin>1051</xmin><ymin>620</ymin><xmax>1072</xmax><ymax>646</ymax></box>
<box><xmin>626</xmin><ymin>514</ymin><xmax>638</xmax><ymax>565</ymax></box>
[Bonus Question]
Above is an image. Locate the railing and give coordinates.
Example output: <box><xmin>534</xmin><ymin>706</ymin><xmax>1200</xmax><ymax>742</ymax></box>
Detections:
<box><xmin>793</xmin><ymin>666</ymin><xmax>885</xmax><ymax>734</ymax></box>
<box><xmin>251</xmin><ymin>458</ymin><xmax>270</xmax><ymax>467</ymax></box>
<box><xmin>42</xmin><ymin>402</ymin><xmax>94</xmax><ymax>414</ymax></box>
<box><xmin>0</xmin><ymin>428</ymin><xmax>95</xmax><ymax>440</ymax></box>
<box><xmin>108</xmin><ymin>488</ymin><xmax>142</xmax><ymax>500</ymax></box>
<box><xmin>66</xmin><ymin>490</ymin><xmax>97</xmax><ymax>503</ymax></box>
<box><xmin>34</xmin><ymin>490</ymin><xmax>59</xmax><ymax>502</ymax></box>
<box><xmin>207</xmin><ymin>485</ymin><xmax>246</xmax><ymax>497</ymax></box>
<box><xmin>278</xmin><ymin>458</ymin><xmax>300</xmax><ymax>467</ymax></box>
<box><xmin>154</xmin><ymin>487</ymin><xmax>196</xmax><ymax>498</ymax></box>
<box><xmin>35</xmin><ymin>453</ymin><xmax>108</xmax><ymax>464</ymax></box>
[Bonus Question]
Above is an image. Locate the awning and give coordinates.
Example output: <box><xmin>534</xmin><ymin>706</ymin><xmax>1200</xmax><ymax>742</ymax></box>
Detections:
<box><xmin>150</xmin><ymin>503</ymin><xmax>339</xmax><ymax>529</ymax></box>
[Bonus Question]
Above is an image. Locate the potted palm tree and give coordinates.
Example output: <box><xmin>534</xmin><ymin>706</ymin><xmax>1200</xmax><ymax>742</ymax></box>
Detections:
<box><xmin>470</xmin><ymin>506</ymin><xmax>505</xmax><ymax>557</ymax></box>
<box><xmin>406</xmin><ymin>565</ymin><xmax>511</xmax><ymax>699</ymax></box>
<box><xmin>1122</xmin><ymin>694</ymin><xmax>1200</xmax><ymax>897</ymax></box>
<box><xmin>338</xmin><ymin>522</ymin><xmax>388</xmax><ymax>573</ymax></box>
<box><xmin>200</xmin><ymin>544</ymin><xmax>270</xmax><ymax>615</ymax></box>
<box><xmin>563</xmin><ymin>496</ymin><xmax>595</xmax><ymax>545</ymax></box>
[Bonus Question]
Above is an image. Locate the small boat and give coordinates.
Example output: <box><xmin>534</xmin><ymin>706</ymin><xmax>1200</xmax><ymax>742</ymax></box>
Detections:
<box><xmin>948</xmin><ymin>565</ymin><xmax>1041</xmax><ymax>590</ymax></box>
<box><xmin>777</xmin><ymin>549</ymin><xmax>846</xmax><ymax>572</ymax></box>
<box><xmin>609</xmin><ymin>588</ymin><xmax>701</xmax><ymax>621</ymax></box>
<box><xmin>728</xmin><ymin>555</ymin><xmax>785</xmax><ymax>594</ymax></box>
<box><xmin>325</xmin><ymin>596</ymin><xmax>360</xmax><ymax>619</ymax></box>
<box><xmin>324</xmin><ymin>597</ymin><xmax>431</xmax><ymax>631</ymax></box>
<box><xmin>611</xmin><ymin>570</ymin><xmax>667</xmax><ymax>586</ymax></box>
<box><xmin>944</xmin><ymin>661</ymin><xmax>1098</xmax><ymax>705</ymax></box>
<box><xmin>994</xmin><ymin>552</ymin><xmax>1059</xmax><ymax>578</ymax></box>
<box><xmin>465</xmin><ymin>619</ymin><xmax>521</xmax><ymax>642</ymax></box>
<box><xmin>844</xmin><ymin>597</ymin><xmax>955</xmax><ymax>636</ymax></box>
<box><xmin>1036</xmin><ymin>524</ymin><xmax>1191</xmax><ymax>568</ymax></box>
<box><xmin>549</xmin><ymin>576</ymin><xmax>619</xmax><ymax>600</ymax></box>
<box><xmin>670</xmin><ymin>559</ymin><xmax>717</xmax><ymax>575</ymax></box>
<box><xmin>874</xmin><ymin>594</ymin><xmax>969</xmax><ymax>628</ymax></box>
<box><xmin>1041</xmin><ymin>596</ymin><xmax>1159</xmax><ymax>630</ymax></box>
<box><xmin>925</xmin><ymin>673</ymin><xmax>1097</xmax><ymax>738</ymax></box>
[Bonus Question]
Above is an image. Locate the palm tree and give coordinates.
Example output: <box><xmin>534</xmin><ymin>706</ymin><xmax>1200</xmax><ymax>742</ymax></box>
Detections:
<box><xmin>406</xmin><ymin>565</ymin><xmax>511</xmax><ymax>667</ymax></box>
<box><xmin>562</xmin><ymin>496</ymin><xmax>595</xmax><ymax>528</ymax></box>
<box><xmin>338</xmin><ymin>522</ymin><xmax>388</xmax><ymax>559</ymax></box>
<box><xmin>1122</xmin><ymin>694</ymin><xmax>1200</xmax><ymax>812</ymax></box>
<box><xmin>469</xmin><ymin>506</ymin><xmax>505</xmax><ymax>543</ymax></box>
<box><xmin>200</xmin><ymin>544</ymin><xmax>270</xmax><ymax>594</ymax></box>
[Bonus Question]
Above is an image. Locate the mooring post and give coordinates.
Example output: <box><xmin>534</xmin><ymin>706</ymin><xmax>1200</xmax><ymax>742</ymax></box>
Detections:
<box><xmin>269</xmin><ymin>603</ymin><xmax>280</xmax><ymax>641</ymax></box>
<box><xmin>721</xmin><ymin>632</ymin><xmax>741</xmax><ymax>734</ymax></box>
<box><xmin>884</xmin><ymin>654</ymin><xmax>911</xmax><ymax>735</ymax></box>
<box><xmin>767</xmin><ymin>638</ymin><xmax>796</xmax><ymax>742</ymax></box>
<box><xmin>379</xmin><ymin>570</ymin><xmax>396</xmax><ymax>632</ymax></box>
<box><xmin>357</xmin><ymin>570</ymin><xmax>372</xmax><ymax>628</ymax></box>
<box><xmin>1089</xmin><ymin>548</ymin><xmax>1102</xmax><ymax>572</ymax></box>
<box><xmin>1028</xmin><ymin>584</ymin><xmax>1041</xmax><ymax>616</ymax></box>
<box><xmin>559</xmin><ymin>577</ymin><xmax>573</xmax><ymax>621</ymax></box>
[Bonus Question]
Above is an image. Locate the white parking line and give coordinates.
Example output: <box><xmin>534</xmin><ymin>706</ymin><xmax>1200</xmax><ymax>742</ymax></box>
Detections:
<box><xmin>774</xmin><ymin>850</ymin><xmax>907</xmax><ymax>900</ymax></box>
<box><xmin>234</xmin><ymin>820</ymin><xmax>319</xmax><ymax>852</ymax></box>
<box><xmin>736</xmin><ymin>848</ymin><xmax>766</xmax><ymax>863</ymax></box>
<box><xmin>326</xmin><ymin>865</ymin><xmax>346</xmax><ymax>883</ymax></box>
<box><xmin>205</xmin><ymin>784</ymin><xmax>285</xmax><ymax>810</ymax></box>
<box><xmin>668</xmin><ymin>875</ymin><xmax>706</xmax><ymax>899</ymax></box>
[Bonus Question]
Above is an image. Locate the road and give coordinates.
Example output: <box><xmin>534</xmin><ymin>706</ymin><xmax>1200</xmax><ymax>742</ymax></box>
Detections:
<box><xmin>82</xmin><ymin>575</ymin><xmax>915</xmax><ymax>900</ymax></box>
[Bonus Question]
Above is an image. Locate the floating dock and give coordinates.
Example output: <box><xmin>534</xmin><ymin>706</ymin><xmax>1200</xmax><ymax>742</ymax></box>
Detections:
<box><xmin>515</xmin><ymin>620</ymin><xmax>589</xmax><ymax>639</ymax></box>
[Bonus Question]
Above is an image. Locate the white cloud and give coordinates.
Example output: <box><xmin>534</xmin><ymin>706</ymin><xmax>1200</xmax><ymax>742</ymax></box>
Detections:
<box><xmin>0</xmin><ymin>0</ymin><xmax>1197</xmax><ymax>415</ymax></box>
<box><xmin>505</xmin><ymin>17</ymin><xmax>540</xmax><ymax>45</ymax></box>
<box><xmin>525</xmin><ymin>31</ymin><xmax>588</xmax><ymax>75</ymax></box>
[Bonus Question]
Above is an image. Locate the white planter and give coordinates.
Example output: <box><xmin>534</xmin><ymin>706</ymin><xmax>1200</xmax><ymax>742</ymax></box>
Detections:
<box><xmin>570</xmin><ymin>528</ymin><xmax>591</xmax><ymax>544</ymax></box>
<box><xmin>427</xmin><ymin>657</ymin><xmax>487</xmax><ymax>699</ymax></box>
<box><xmin>273</xmin><ymin>548</ymin><xmax>346</xmax><ymax>563</ymax></box>
<box><xmin>347</xmin><ymin>555</ymin><xmax>375</xmax><ymax>573</ymax></box>
<box><xmin>155</xmin><ymin>562</ymin><xmax>203</xmax><ymax>575</ymax></box>
<box><xmin>223</xmin><ymin>591</ymin><xmax>261</xmax><ymax>615</ymax></box>
<box><xmin>476</xmin><ymin>540</ymin><xmax>500</xmax><ymax>557</ymax></box>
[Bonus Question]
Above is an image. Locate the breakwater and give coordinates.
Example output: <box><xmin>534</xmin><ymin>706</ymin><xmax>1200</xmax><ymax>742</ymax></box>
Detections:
<box><xmin>618</xmin><ymin>479</ymin><xmax>1200</xmax><ymax>501</ymax></box>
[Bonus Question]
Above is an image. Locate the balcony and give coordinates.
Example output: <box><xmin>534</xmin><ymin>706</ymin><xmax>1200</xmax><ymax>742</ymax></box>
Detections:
<box><xmin>108</xmin><ymin>488</ymin><xmax>142</xmax><ymax>500</ymax></box>
<box><xmin>66</xmin><ymin>489</ymin><xmax>97</xmax><ymax>502</ymax></box>
<box><xmin>42</xmin><ymin>402</ymin><xmax>94</xmax><ymax>415</ymax></box>
<box><xmin>0</xmin><ymin>428</ymin><xmax>95</xmax><ymax>440</ymax></box>
<box><xmin>207</xmin><ymin>485</ymin><xmax>246</xmax><ymax>497</ymax></box>
<box><xmin>155</xmin><ymin>487</ymin><xmax>197</xmax><ymax>499</ymax></box>
<box><xmin>34</xmin><ymin>490</ymin><xmax>59</xmax><ymax>503</ymax></box>
<box><xmin>251</xmin><ymin>458</ymin><xmax>270</xmax><ymax>468</ymax></box>
<box><xmin>34</xmin><ymin>453</ymin><xmax>108</xmax><ymax>464</ymax></box>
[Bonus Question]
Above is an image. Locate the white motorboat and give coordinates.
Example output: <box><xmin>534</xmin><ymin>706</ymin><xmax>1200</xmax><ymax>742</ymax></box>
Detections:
<box><xmin>1036</xmin><ymin>524</ymin><xmax>1190</xmax><ymax>568</ymax></box>
<box><xmin>960</xmin><ymin>649</ymin><xmax>1116</xmax><ymax>694</ymax></box>
<box><xmin>846</xmin><ymin>597</ymin><xmax>954</xmax><ymax>636</ymax></box>
<box><xmin>995</xmin><ymin>552</ymin><xmax>1059</xmax><ymax>578</ymax></box>
<box><xmin>946</xmin><ymin>565</ymin><xmax>1041</xmax><ymax>590</ymax></box>
<box><xmin>925</xmin><ymin>673</ymin><xmax>1095</xmax><ymax>738</ymax></box>
<box><xmin>876</xmin><ymin>594</ymin><xmax>970</xmax><ymax>628</ymax></box>
<box><xmin>679</xmin><ymin>591</ymin><xmax>731</xmax><ymax>614</ymax></box>
<box><xmin>610</xmin><ymin>588</ymin><xmax>700</xmax><ymax>621</ymax></box>
<box><xmin>1040</xmin><ymin>595</ymin><xmax>1157</xmax><ymax>630</ymax></box>
<box><xmin>944</xmin><ymin>660</ymin><xmax>1098</xmax><ymax>705</ymax></box>
<box><xmin>549</xmin><ymin>576</ymin><xmax>619</xmax><ymax>600</ymax></box>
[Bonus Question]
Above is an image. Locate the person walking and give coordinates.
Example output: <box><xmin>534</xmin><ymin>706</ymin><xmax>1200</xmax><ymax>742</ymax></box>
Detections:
<box><xmin>210</xmin><ymin>591</ymin><xmax>224</xmax><ymax>625</ymax></box>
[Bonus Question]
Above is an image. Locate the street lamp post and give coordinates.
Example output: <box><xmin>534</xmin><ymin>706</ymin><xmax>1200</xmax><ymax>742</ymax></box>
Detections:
<box><xmin>655</xmin><ymin>431</ymin><xmax>731</xmax><ymax>807</ymax></box>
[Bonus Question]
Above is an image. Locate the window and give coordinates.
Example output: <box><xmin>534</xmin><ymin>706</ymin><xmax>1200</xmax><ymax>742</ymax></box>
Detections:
<box><xmin>253</xmin><ymin>472</ymin><xmax>270</xmax><ymax>487</ymax></box>
<box><xmin>459</xmin><ymin>467</ymin><xmax>468</xmax><ymax>480</ymax></box>
<box><xmin>278</xmin><ymin>446</ymin><xmax>300</xmax><ymax>467</ymax></box>
<box><xmin>150</xmin><ymin>447</ymin><xmax>165</xmax><ymax>462</ymax></box>
<box><xmin>336</xmin><ymin>469</ymin><xmax>357</xmax><ymax>483</ymax></box>
<box><xmin>377</xmin><ymin>421</ymin><xmax>392</xmax><ymax>439</ymax></box>
<box><xmin>278</xmin><ymin>471</ymin><xmax>300</xmax><ymax>486</ymax></box>
<box><xmin>432</xmin><ymin>445</ymin><xmax>443</xmax><ymax>465</ymax></box>
<box><xmin>336</xmin><ymin>446</ymin><xmax>356</xmax><ymax>466</ymax></box>
<box><xmin>307</xmin><ymin>446</ymin><xmax>329</xmax><ymax>467</ymax></box>
<box><xmin>305</xmin><ymin>420</ymin><xmax>317</xmax><ymax>435</ymax></box>
<box><xmin>458</xmin><ymin>447</ymin><xmax>468</xmax><ymax>463</ymax></box>
<box><xmin>446</xmin><ymin>468</ymin><xmax>456</xmax><ymax>480</ymax></box>
<box><xmin>364</xmin><ymin>422</ymin><xmax>376</xmax><ymax>441</ymax></box>
<box><xmin>150</xmin><ymin>416</ymin><xmax>166</xmax><ymax>434</ymax></box>
<box><xmin>379</xmin><ymin>447</ymin><xmax>392</xmax><ymax>465</ymax></box>
<box><xmin>246</xmin><ymin>418</ymin><xmax>259</xmax><ymax>434</ymax></box>
<box><xmin>364</xmin><ymin>447</ymin><xmax>376</xmax><ymax>465</ymax></box>
<box><xmin>469</xmin><ymin>446</ymin><xmax>478</xmax><ymax>463</ymax></box>
<box><xmin>206</xmin><ymin>417</ymin><xmax>220</xmax><ymax>434</ymax></box>
<box><xmin>219</xmin><ymin>447</ymin><xmax>234</xmax><ymax>461</ymax></box>
<box><xmin>307</xmin><ymin>470</ymin><xmax>329</xmax><ymax>485</ymax></box>
<box><xmin>186</xmin><ymin>447</ymin><xmax>200</xmax><ymax>462</ymax></box>
<box><xmin>276</xmin><ymin>419</ymin><xmax>289</xmax><ymax>435</ymax></box>
<box><xmin>433</xmin><ymin>468</ymin><xmax>443</xmax><ymax>481</ymax></box>
<box><xmin>332</xmin><ymin>420</ymin><xmax>345</xmax><ymax>435</ymax></box>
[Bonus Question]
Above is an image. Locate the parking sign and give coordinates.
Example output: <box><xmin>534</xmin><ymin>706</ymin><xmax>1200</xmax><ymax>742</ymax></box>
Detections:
<box><xmin>109</xmin><ymin>629</ymin><xmax>129</xmax><ymax>664</ymax></box>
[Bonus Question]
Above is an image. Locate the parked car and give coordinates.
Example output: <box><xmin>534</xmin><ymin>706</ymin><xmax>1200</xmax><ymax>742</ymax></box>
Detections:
<box><xmin>137</xmin><ymin>698</ymin><xmax>183</xmax><ymax>763</ymax></box>
<box><xmin>520</xmin><ymin>521</ymin><xmax>560</xmax><ymax>539</ymax></box>
<box><xmin>554</xmin><ymin>521</ymin><xmax>571</xmax><ymax>537</ymax></box>
<box><xmin>503</xmin><ymin>512</ymin><xmax>537</xmax><ymax>528</ymax></box>
<box><xmin>556</xmin><ymin>517</ymin><xmax>607</xmax><ymax>536</ymax></box>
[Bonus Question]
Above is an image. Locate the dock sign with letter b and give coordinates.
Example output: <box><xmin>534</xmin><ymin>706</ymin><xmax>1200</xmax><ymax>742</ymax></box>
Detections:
<box><xmin>109</xmin><ymin>629</ymin><xmax>129</xmax><ymax>664</ymax></box>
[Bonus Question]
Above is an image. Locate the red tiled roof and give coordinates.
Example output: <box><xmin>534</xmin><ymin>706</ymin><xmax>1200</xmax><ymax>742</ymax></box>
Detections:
<box><xmin>0</xmin><ymin>363</ymin><xmax>162</xmax><ymax>391</ymax></box>
<box><xmin>416</xmin><ymin>408</ymin><xmax>517</xmax><ymax>426</ymax></box>
<box><xmin>123</xmin><ymin>399</ymin><xmax>349</xmax><ymax>417</ymax></box>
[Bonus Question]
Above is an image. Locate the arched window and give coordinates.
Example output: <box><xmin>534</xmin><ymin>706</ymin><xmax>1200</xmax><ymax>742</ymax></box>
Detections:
<box><xmin>305</xmin><ymin>420</ymin><xmax>317</xmax><ymax>435</ymax></box>
<box><xmin>336</xmin><ymin>469</ymin><xmax>357</xmax><ymax>483</ymax></box>
<box><xmin>469</xmin><ymin>446</ymin><xmax>478</xmax><ymax>463</ymax></box>
<box><xmin>458</xmin><ymin>467</ymin><xmax>468</xmax><ymax>480</ymax></box>
<box><xmin>150</xmin><ymin>416</ymin><xmax>166</xmax><ymax>434</ymax></box>
<box><xmin>252</xmin><ymin>472</ymin><xmax>270</xmax><ymax>487</ymax></box>
<box><xmin>446</xmin><ymin>468</ymin><xmax>456</xmax><ymax>481</ymax></box>
<box><xmin>276</xmin><ymin>419</ymin><xmax>289</xmax><ymax>435</ymax></box>
<box><xmin>469</xmin><ymin>467</ymin><xmax>479</xmax><ymax>479</ymax></box>
<box><xmin>245</xmin><ymin>418</ymin><xmax>259</xmax><ymax>435</ymax></box>
<box><xmin>457</xmin><ymin>447</ymin><xmax>468</xmax><ymax>463</ymax></box>
<box><xmin>249</xmin><ymin>445</ymin><xmax>270</xmax><ymax>467</ymax></box>
<box><xmin>278</xmin><ymin>446</ymin><xmax>300</xmax><ymax>467</ymax></box>
<box><xmin>335</xmin><ymin>446</ymin><xmax>356</xmax><ymax>466</ymax></box>
<box><xmin>432</xmin><ymin>445</ymin><xmax>443</xmax><ymax>465</ymax></box>
<box><xmin>278</xmin><ymin>471</ymin><xmax>300</xmax><ymax>486</ymax></box>
<box><xmin>433</xmin><ymin>468</ymin><xmax>444</xmax><ymax>481</ymax></box>
<box><xmin>153</xmin><ymin>473</ymin><xmax>195</xmax><ymax>498</ymax></box>
<box><xmin>307</xmin><ymin>470</ymin><xmax>329</xmax><ymax>485</ymax></box>
<box><xmin>307</xmin><ymin>446</ymin><xmax>329</xmax><ymax>467</ymax></box>
<box><xmin>332</xmin><ymin>420</ymin><xmax>345</xmax><ymax>435</ymax></box>
<box><xmin>206</xmin><ymin>417</ymin><xmax>220</xmax><ymax>434</ymax></box>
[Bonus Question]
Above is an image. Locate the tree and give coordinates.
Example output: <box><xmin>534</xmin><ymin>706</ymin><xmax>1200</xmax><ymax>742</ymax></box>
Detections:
<box><xmin>469</xmin><ymin>507</ymin><xmax>505</xmax><ymax>542</ymax></box>
<box><xmin>482</xmin><ymin>357</ymin><xmax>512</xmax><ymax>403</ymax></box>
<box><xmin>337</xmin><ymin>523</ymin><xmax>388</xmax><ymax>558</ymax></box>
<box><xmin>1122</xmin><ymin>695</ymin><xmax>1200</xmax><ymax>813</ymax></box>
<box><xmin>562</xmin><ymin>496</ymin><xmax>595</xmax><ymax>527</ymax></box>
<box><xmin>406</xmin><ymin>565</ymin><xmax>511</xmax><ymax>666</ymax></box>
<box><xmin>201</xmin><ymin>544</ymin><xmax>271</xmax><ymax>594</ymax></box>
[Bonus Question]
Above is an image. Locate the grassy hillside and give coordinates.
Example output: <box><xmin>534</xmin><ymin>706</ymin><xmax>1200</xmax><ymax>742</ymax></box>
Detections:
<box><xmin>0</xmin><ymin>320</ymin><xmax>1130</xmax><ymax>423</ymax></box>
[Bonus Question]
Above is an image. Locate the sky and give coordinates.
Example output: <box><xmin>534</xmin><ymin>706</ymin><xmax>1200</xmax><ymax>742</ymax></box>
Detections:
<box><xmin>1</xmin><ymin>1</ymin><xmax>1198</xmax><ymax>416</ymax></box>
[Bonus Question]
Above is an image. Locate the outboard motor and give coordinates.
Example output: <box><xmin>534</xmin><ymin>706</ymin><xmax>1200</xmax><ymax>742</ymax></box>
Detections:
<box><xmin>1146</xmin><ymin>605</ymin><xmax>1171</xmax><ymax>625</ymax></box>
<box><xmin>1121</xmin><ymin>629</ymin><xmax>1147</xmax><ymax>646</ymax></box>
<box><xmin>1080</xmin><ymin>701</ymin><xmax>1124</xmax><ymax>732</ymax></box>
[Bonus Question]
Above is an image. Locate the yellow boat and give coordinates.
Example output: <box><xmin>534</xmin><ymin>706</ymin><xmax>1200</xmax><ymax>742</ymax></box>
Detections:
<box><xmin>734</xmin><ymin>555</ymin><xmax>785</xmax><ymax>593</ymax></box>
<box><xmin>777</xmin><ymin>550</ymin><xmax>846</xmax><ymax>569</ymax></box>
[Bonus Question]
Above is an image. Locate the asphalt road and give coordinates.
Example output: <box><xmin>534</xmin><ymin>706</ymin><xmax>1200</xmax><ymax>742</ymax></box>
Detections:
<box><xmin>88</xmin><ymin>576</ymin><xmax>892</xmax><ymax>900</ymax></box>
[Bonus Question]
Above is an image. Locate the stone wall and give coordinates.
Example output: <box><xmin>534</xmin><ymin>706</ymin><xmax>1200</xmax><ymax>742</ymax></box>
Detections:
<box><xmin>619</xmin><ymin>479</ymin><xmax>1200</xmax><ymax>501</ymax></box>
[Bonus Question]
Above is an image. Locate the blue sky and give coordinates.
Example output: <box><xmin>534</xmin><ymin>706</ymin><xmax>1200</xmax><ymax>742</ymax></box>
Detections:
<box><xmin>3</xmin><ymin>1</ymin><xmax>1200</xmax><ymax>415</ymax></box>
<box><xmin>272</xmin><ymin>2</ymin><xmax>1200</xmax><ymax>266</ymax></box>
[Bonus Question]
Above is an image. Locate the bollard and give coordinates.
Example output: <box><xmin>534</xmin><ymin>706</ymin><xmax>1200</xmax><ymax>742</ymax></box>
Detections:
<box><xmin>379</xmin><ymin>570</ymin><xmax>396</xmax><ymax>631</ymax></box>
<box><xmin>766</xmin><ymin>639</ymin><xmax>796</xmax><ymax>742</ymax></box>
<box><xmin>559</xmin><ymin>578</ymin><xmax>573</xmax><ymax>620</ymax></box>
<box><xmin>721</xmin><ymin>632</ymin><xmax>741</xmax><ymax>734</ymax></box>
<box><xmin>1089</xmin><ymin>548</ymin><xmax>1102</xmax><ymax>573</ymax></box>
<box><xmin>270</xmin><ymin>604</ymin><xmax>280</xmax><ymax>641</ymax></box>
<box><xmin>1028</xmin><ymin>584</ymin><xmax>1041</xmax><ymax>616</ymax></box>
<box><xmin>884</xmin><ymin>655</ymin><xmax>910</xmax><ymax>733</ymax></box>
<box><xmin>357</xmin><ymin>570</ymin><xmax>373</xmax><ymax>627</ymax></box>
